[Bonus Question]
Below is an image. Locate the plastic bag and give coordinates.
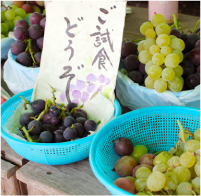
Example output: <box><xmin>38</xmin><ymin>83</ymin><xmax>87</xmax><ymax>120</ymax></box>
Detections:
<box><xmin>116</xmin><ymin>71</ymin><xmax>200</xmax><ymax>110</ymax></box>
<box><xmin>1</xmin><ymin>37</ymin><xmax>15</xmax><ymax>60</ymax></box>
<box><xmin>3</xmin><ymin>50</ymin><xmax>40</xmax><ymax>95</ymax></box>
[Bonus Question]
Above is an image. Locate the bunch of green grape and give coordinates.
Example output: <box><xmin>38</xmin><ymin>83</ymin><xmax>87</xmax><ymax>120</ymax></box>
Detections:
<box><xmin>1</xmin><ymin>5</ymin><xmax>27</xmax><ymax>39</ymax></box>
<box><xmin>138</xmin><ymin>14</ymin><xmax>185</xmax><ymax>93</ymax></box>
<box><xmin>112</xmin><ymin>122</ymin><xmax>200</xmax><ymax>195</ymax></box>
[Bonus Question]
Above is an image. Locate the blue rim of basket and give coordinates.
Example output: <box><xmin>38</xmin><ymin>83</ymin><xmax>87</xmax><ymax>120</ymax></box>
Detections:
<box><xmin>1</xmin><ymin>88</ymin><xmax>122</xmax><ymax>147</ymax></box>
<box><xmin>89</xmin><ymin>106</ymin><xmax>200</xmax><ymax>195</ymax></box>
<box><xmin>8</xmin><ymin>49</ymin><xmax>40</xmax><ymax>72</ymax></box>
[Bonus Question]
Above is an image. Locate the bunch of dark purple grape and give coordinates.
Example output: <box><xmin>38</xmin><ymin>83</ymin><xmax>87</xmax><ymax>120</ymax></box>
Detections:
<box><xmin>11</xmin><ymin>12</ymin><xmax>45</xmax><ymax>67</ymax></box>
<box><xmin>19</xmin><ymin>87</ymin><xmax>99</xmax><ymax>143</ymax></box>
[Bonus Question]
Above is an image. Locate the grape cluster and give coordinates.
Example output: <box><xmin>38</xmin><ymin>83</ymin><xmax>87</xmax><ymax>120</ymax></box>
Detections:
<box><xmin>19</xmin><ymin>87</ymin><xmax>99</xmax><ymax>143</ymax></box>
<box><xmin>10</xmin><ymin>12</ymin><xmax>45</xmax><ymax>67</ymax></box>
<box><xmin>1</xmin><ymin>1</ymin><xmax>45</xmax><ymax>39</ymax></box>
<box><xmin>112</xmin><ymin>122</ymin><xmax>200</xmax><ymax>195</ymax></box>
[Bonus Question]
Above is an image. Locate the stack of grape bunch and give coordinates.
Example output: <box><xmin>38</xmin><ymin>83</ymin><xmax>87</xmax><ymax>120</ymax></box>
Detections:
<box><xmin>19</xmin><ymin>87</ymin><xmax>99</xmax><ymax>143</ymax></box>
<box><xmin>10</xmin><ymin>12</ymin><xmax>45</xmax><ymax>67</ymax></box>
<box><xmin>1</xmin><ymin>1</ymin><xmax>45</xmax><ymax>39</ymax></box>
<box><xmin>112</xmin><ymin>121</ymin><xmax>200</xmax><ymax>195</ymax></box>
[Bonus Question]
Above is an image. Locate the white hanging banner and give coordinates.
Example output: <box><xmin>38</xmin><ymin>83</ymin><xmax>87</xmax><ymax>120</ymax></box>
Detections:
<box><xmin>32</xmin><ymin>1</ymin><xmax>126</xmax><ymax>106</ymax></box>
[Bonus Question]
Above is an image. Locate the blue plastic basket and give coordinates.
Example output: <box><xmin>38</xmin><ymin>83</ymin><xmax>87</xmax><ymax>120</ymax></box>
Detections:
<box><xmin>89</xmin><ymin>106</ymin><xmax>200</xmax><ymax>195</ymax></box>
<box><xmin>1</xmin><ymin>37</ymin><xmax>15</xmax><ymax>60</ymax></box>
<box><xmin>1</xmin><ymin>89</ymin><xmax>122</xmax><ymax>165</ymax></box>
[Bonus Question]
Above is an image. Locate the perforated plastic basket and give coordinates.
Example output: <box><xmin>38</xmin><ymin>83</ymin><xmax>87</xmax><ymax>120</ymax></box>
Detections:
<box><xmin>1</xmin><ymin>89</ymin><xmax>121</xmax><ymax>165</ymax></box>
<box><xmin>89</xmin><ymin>106</ymin><xmax>200</xmax><ymax>195</ymax></box>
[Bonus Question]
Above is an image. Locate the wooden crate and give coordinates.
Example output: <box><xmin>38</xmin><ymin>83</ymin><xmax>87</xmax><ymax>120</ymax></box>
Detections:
<box><xmin>16</xmin><ymin>159</ymin><xmax>111</xmax><ymax>195</ymax></box>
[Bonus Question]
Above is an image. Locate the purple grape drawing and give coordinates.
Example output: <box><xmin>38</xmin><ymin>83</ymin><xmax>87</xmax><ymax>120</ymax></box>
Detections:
<box><xmin>87</xmin><ymin>83</ymin><xmax>96</xmax><ymax>93</ymax></box>
<box><xmin>98</xmin><ymin>75</ymin><xmax>106</xmax><ymax>84</ymax></box>
<box><xmin>72</xmin><ymin>90</ymin><xmax>81</xmax><ymax>98</ymax></box>
<box><xmin>80</xmin><ymin>91</ymin><xmax>89</xmax><ymax>102</ymax></box>
<box><xmin>97</xmin><ymin>85</ymin><xmax>103</xmax><ymax>92</ymax></box>
<box><xmin>60</xmin><ymin>93</ymin><xmax>66</xmax><ymax>102</ymax></box>
<box><xmin>106</xmin><ymin>78</ymin><xmax>110</xmax><ymax>85</ymax></box>
<box><xmin>72</xmin><ymin>99</ymin><xmax>79</xmax><ymax>104</ymax></box>
<box><xmin>69</xmin><ymin>84</ymin><xmax>76</xmax><ymax>91</ymax></box>
<box><xmin>76</xmin><ymin>80</ymin><xmax>86</xmax><ymax>90</ymax></box>
<box><xmin>86</xmin><ymin>73</ymin><xmax>97</xmax><ymax>83</ymax></box>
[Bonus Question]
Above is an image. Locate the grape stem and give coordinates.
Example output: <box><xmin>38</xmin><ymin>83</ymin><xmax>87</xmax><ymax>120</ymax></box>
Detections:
<box><xmin>192</xmin><ymin>19</ymin><xmax>200</xmax><ymax>33</ymax></box>
<box><xmin>173</xmin><ymin>14</ymin><xmax>179</xmax><ymax>30</ymax></box>
<box><xmin>186</xmin><ymin>128</ymin><xmax>194</xmax><ymax>139</ymax></box>
<box><xmin>177</xmin><ymin>22</ymin><xmax>190</xmax><ymax>33</ymax></box>
<box><xmin>21</xmin><ymin>127</ymin><xmax>33</xmax><ymax>142</ymax></box>
<box><xmin>24</xmin><ymin>38</ymin><xmax>37</xmax><ymax>66</ymax></box>
<box><xmin>146</xmin><ymin>191</ymin><xmax>154</xmax><ymax>195</ymax></box>
<box><xmin>36</xmin><ymin>100</ymin><xmax>49</xmax><ymax>121</ymax></box>
<box><xmin>70</xmin><ymin>104</ymin><xmax>84</xmax><ymax>114</ymax></box>
<box><xmin>154</xmin><ymin>151</ymin><xmax>163</xmax><ymax>155</ymax></box>
<box><xmin>177</xmin><ymin>120</ymin><xmax>186</xmax><ymax>143</ymax></box>
<box><xmin>1</xmin><ymin>3</ymin><xmax>8</xmax><ymax>10</ymax></box>
<box><xmin>48</xmin><ymin>84</ymin><xmax>56</xmax><ymax>106</ymax></box>
<box><xmin>175</xmin><ymin>140</ymin><xmax>180</xmax><ymax>151</ymax></box>
<box><xmin>131</xmin><ymin>38</ymin><xmax>145</xmax><ymax>42</ymax></box>
<box><xmin>170</xmin><ymin>24</ymin><xmax>175</xmax><ymax>28</ymax></box>
<box><xmin>20</xmin><ymin>96</ymin><xmax>32</xmax><ymax>110</ymax></box>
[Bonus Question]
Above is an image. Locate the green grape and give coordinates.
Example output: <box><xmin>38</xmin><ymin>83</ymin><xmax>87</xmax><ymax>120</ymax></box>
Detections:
<box><xmin>168</xmin><ymin>76</ymin><xmax>183</xmax><ymax>92</ymax></box>
<box><xmin>136</xmin><ymin>167</ymin><xmax>152</xmax><ymax>179</ymax></box>
<box><xmin>164</xmin><ymin>172</ymin><xmax>178</xmax><ymax>191</ymax></box>
<box><xmin>1</xmin><ymin>34</ymin><xmax>5</xmax><ymax>39</ymax></box>
<box><xmin>5</xmin><ymin>9</ymin><xmax>15</xmax><ymax>21</ymax></box>
<box><xmin>149</xmin><ymin>45</ymin><xmax>160</xmax><ymax>55</ymax></box>
<box><xmin>155</xmin><ymin>23</ymin><xmax>171</xmax><ymax>36</ymax></box>
<box><xmin>195</xmin><ymin>149</ymin><xmax>200</xmax><ymax>162</ymax></box>
<box><xmin>194</xmin><ymin>128</ymin><xmax>200</xmax><ymax>141</ymax></box>
<box><xmin>13</xmin><ymin>16</ymin><xmax>23</xmax><ymax>25</ymax></box>
<box><xmin>135</xmin><ymin>178</ymin><xmax>149</xmax><ymax>191</ymax></box>
<box><xmin>147</xmin><ymin>171</ymin><xmax>166</xmax><ymax>192</ymax></box>
<box><xmin>184</xmin><ymin>140</ymin><xmax>200</xmax><ymax>153</ymax></box>
<box><xmin>147</xmin><ymin>65</ymin><xmax>162</xmax><ymax>80</ymax></box>
<box><xmin>145</xmin><ymin>29</ymin><xmax>156</xmax><ymax>39</ymax></box>
<box><xmin>145</xmin><ymin>76</ymin><xmax>155</xmax><ymax>89</ymax></box>
<box><xmin>179</xmin><ymin>130</ymin><xmax>189</xmax><ymax>140</ymax></box>
<box><xmin>152</xmin><ymin>163</ymin><xmax>168</xmax><ymax>173</ymax></box>
<box><xmin>176</xmin><ymin>182</ymin><xmax>193</xmax><ymax>195</ymax></box>
<box><xmin>152</xmin><ymin>53</ymin><xmax>165</xmax><ymax>66</ymax></box>
<box><xmin>145</xmin><ymin>60</ymin><xmax>154</xmax><ymax>73</ymax></box>
<box><xmin>1</xmin><ymin>10</ymin><xmax>6</xmax><ymax>22</ymax></box>
<box><xmin>165</xmin><ymin>54</ymin><xmax>180</xmax><ymax>68</ymax></box>
<box><xmin>162</xmin><ymin>68</ymin><xmax>175</xmax><ymax>81</ymax></box>
<box><xmin>143</xmin><ymin>39</ymin><xmax>156</xmax><ymax>50</ymax></box>
<box><xmin>131</xmin><ymin>145</ymin><xmax>148</xmax><ymax>164</ymax></box>
<box><xmin>169</xmin><ymin>35</ymin><xmax>176</xmax><ymax>40</ymax></box>
<box><xmin>191</xmin><ymin>177</ymin><xmax>200</xmax><ymax>194</ymax></box>
<box><xmin>156</xmin><ymin>34</ymin><xmax>170</xmax><ymax>48</ymax></box>
<box><xmin>180</xmin><ymin>140</ymin><xmax>188</xmax><ymax>151</ymax></box>
<box><xmin>125</xmin><ymin>176</ymin><xmax>136</xmax><ymax>184</ymax></box>
<box><xmin>1</xmin><ymin>24</ymin><xmax>3</xmax><ymax>33</ymax></box>
<box><xmin>160</xmin><ymin>46</ymin><xmax>171</xmax><ymax>56</ymax></box>
<box><xmin>140</xmin><ymin>22</ymin><xmax>154</xmax><ymax>35</ymax></box>
<box><xmin>1</xmin><ymin>23</ymin><xmax>9</xmax><ymax>34</ymax></box>
<box><xmin>4</xmin><ymin>20</ymin><xmax>14</xmax><ymax>31</ymax></box>
<box><xmin>152</xmin><ymin>13</ymin><xmax>165</xmax><ymax>27</ymax></box>
<box><xmin>167</xmin><ymin>156</ymin><xmax>181</xmax><ymax>168</ymax></box>
<box><xmin>138</xmin><ymin>42</ymin><xmax>144</xmax><ymax>52</ymax></box>
<box><xmin>169</xmin><ymin>38</ymin><xmax>185</xmax><ymax>51</ymax></box>
<box><xmin>136</xmin><ymin>192</ymin><xmax>148</xmax><ymax>195</ymax></box>
<box><xmin>154</xmin><ymin>78</ymin><xmax>167</xmax><ymax>93</ymax></box>
<box><xmin>179</xmin><ymin>76</ymin><xmax>184</xmax><ymax>85</ymax></box>
<box><xmin>172</xmin><ymin>49</ymin><xmax>183</xmax><ymax>63</ymax></box>
<box><xmin>168</xmin><ymin>147</ymin><xmax>183</xmax><ymax>156</ymax></box>
<box><xmin>194</xmin><ymin>162</ymin><xmax>200</xmax><ymax>177</ymax></box>
<box><xmin>180</xmin><ymin>152</ymin><xmax>196</xmax><ymax>168</ymax></box>
<box><xmin>153</xmin><ymin>152</ymin><xmax>173</xmax><ymax>166</ymax></box>
<box><xmin>14</xmin><ymin>8</ymin><xmax>26</xmax><ymax>18</ymax></box>
<box><xmin>138</xmin><ymin>50</ymin><xmax>153</xmax><ymax>64</ymax></box>
<box><xmin>173</xmin><ymin>65</ymin><xmax>183</xmax><ymax>77</ymax></box>
<box><xmin>189</xmin><ymin>166</ymin><xmax>198</xmax><ymax>179</ymax></box>
<box><xmin>4</xmin><ymin>31</ymin><xmax>9</xmax><ymax>37</ymax></box>
<box><xmin>173</xmin><ymin>166</ymin><xmax>191</xmax><ymax>183</ymax></box>
<box><xmin>11</xmin><ymin>5</ymin><xmax>19</xmax><ymax>11</ymax></box>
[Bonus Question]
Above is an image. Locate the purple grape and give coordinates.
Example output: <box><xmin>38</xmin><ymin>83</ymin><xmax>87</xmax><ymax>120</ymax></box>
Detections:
<box><xmin>39</xmin><ymin>17</ymin><xmax>46</xmax><ymax>29</ymax></box>
<box><xmin>72</xmin><ymin>90</ymin><xmax>81</xmax><ymax>98</ymax></box>
<box><xmin>128</xmin><ymin>71</ymin><xmax>143</xmax><ymax>85</ymax></box>
<box><xmin>72</xmin><ymin>99</ymin><xmax>79</xmax><ymax>105</ymax></box>
<box><xmin>36</xmin><ymin>37</ymin><xmax>43</xmax><ymax>50</ymax></box>
<box><xmin>15</xmin><ymin>19</ymin><xmax>29</xmax><ymax>29</ymax></box>
<box><xmin>181</xmin><ymin>33</ymin><xmax>188</xmax><ymax>42</ymax></box>
<box><xmin>29</xmin><ymin>12</ymin><xmax>44</xmax><ymax>25</ymax></box>
<box><xmin>76</xmin><ymin>80</ymin><xmax>86</xmax><ymax>90</ymax></box>
<box><xmin>66</xmin><ymin>102</ymin><xmax>77</xmax><ymax>112</ymax></box>
<box><xmin>39</xmin><ymin>131</ymin><xmax>53</xmax><ymax>143</ymax></box>
<box><xmin>197</xmin><ymin>66</ymin><xmax>200</xmax><ymax>77</ymax></box>
<box><xmin>98</xmin><ymin>75</ymin><xmax>106</xmax><ymax>84</ymax></box>
<box><xmin>64</xmin><ymin>116</ymin><xmax>75</xmax><ymax>128</ymax></box>
<box><xmin>29</xmin><ymin>24</ymin><xmax>43</xmax><ymax>39</ymax></box>
<box><xmin>75</xmin><ymin>117</ymin><xmax>87</xmax><ymax>126</ymax></box>
<box><xmin>32</xmin><ymin>99</ymin><xmax>45</xmax><ymax>114</ymax></box>
<box><xmin>63</xmin><ymin>127</ymin><xmax>77</xmax><ymax>141</ymax></box>
<box><xmin>73</xmin><ymin>123</ymin><xmax>85</xmax><ymax>137</ymax></box>
<box><xmin>28</xmin><ymin>120</ymin><xmax>43</xmax><ymax>135</ymax></box>
<box><xmin>49</xmin><ymin>106</ymin><xmax>60</xmax><ymax>116</ymax></box>
<box><xmin>140</xmin><ymin>154</ymin><xmax>156</xmax><ymax>166</ymax></box>
<box><xmin>42</xmin><ymin>124</ymin><xmax>57</xmax><ymax>133</ymax></box>
<box><xmin>19</xmin><ymin>112</ymin><xmax>34</xmax><ymax>127</ymax></box>
<box><xmin>81</xmin><ymin>131</ymin><xmax>90</xmax><ymax>138</ymax></box>
<box><xmin>53</xmin><ymin>130</ymin><xmax>66</xmax><ymax>143</ymax></box>
<box><xmin>195</xmin><ymin>40</ymin><xmax>200</xmax><ymax>49</ymax></box>
<box><xmin>80</xmin><ymin>91</ymin><xmax>89</xmax><ymax>102</ymax></box>
<box><xmin>170</xmin><ymin>28</ymin><xmax>181</xmax><ymax>38</ymax></box>
<box><xmin>73</xmin><ymin>112</ymin><xmax>86</xmax><ymax>119</ymax></box>
<box><xmin>11</xmin><ymin>41</ymin><xmax>26</xmax><ymax>55</ymax></box>
<box><xmin>14</xmin><ymin>26</ymin><xmax>29</xmax><ymax>41</ymax></box>
<box><xmin>34</xmin><ymin>52</ymin><xmax>41</xmax><ymax>64</ymax></box>
<box><xmin>86</xmin><ymin>73</ymin><xmax>97</xmax><ymax>82</ymax></box>
<box><xmin>124</xmin><ymin>54</ymin><xmax>140</xmax><ymax>71</ymax></box>
<box><xmin>29</xmin><ymin>39</ymin><xmax>41</xmax><ymax>53</ymax></box>
<box><xmin>58</xmin><ymin>124</ymin><xmax>66</xmax><ymax>131</ymax></box>
<box><xmin>51</xmin><ymin>116</ymin><xmax>61</xmax><ymax>126</ymax></box>
<box><xmin>16</xmin><ymin>52</ymin><xmax>33</xmax><ymax>67</ymax></box>
<box><xmin>121</xmin><ymin>41</ymin><xmax>138</xmax><ymax>58</ymax></box>
<box><xmin>186</xmin><ymin>33</ymin><xmax>200</xmax><ymax>50</ymax></box>
<box><xmin>105</xmin><ymin>78</ymin><xmax>110</xmax><ymax>85</ymax></box>
<box><xmin>87</xmin><ymin>83</ymin><xmax>96</xmax><ymax>93</ymax></box>
<box><xmin>139</xmin><ymin>63</ymin><xmax>146</xmax><ymax>75</ymax></box>
<box><xmin>180</xmin><ymin>60</ymin><xmax>195</xmax><ymax>78</ymax></box>
<box><xmin>183</xmin><ymin>52</ymin><xmax>190</xmax><ymax>61</ymax></box>
<box><xmin>84</xmin><ymin>119</ymin><xmax>97</xmax><ymax>132</ymax></box>
<box><xmin>69</xmin><ymin>84</ymin><xmax>76</xmax><ymax>91</ymax></box>
<box><xmin>76</xmin><ymin>109</ymin><xmax>87</xmax><ymax>119</ymax></box>
<box><xmin>190</xmin><ymin>48</ymin><xmax>200</xmax><ymax>66</ymax></box>
<box><xmin>185</xmin><ymin>73</ymin><xmax>200</xmax><ymax>90</ymax></box>
<box><xmin>65</xmin><ymin>112</ymin><xmax>72</xmax><ymax>117</ymax></box>
<box><xmin>41</xmin><ymin>112</ymin><xmax>53</xmax><ymax>124</ymax></box>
